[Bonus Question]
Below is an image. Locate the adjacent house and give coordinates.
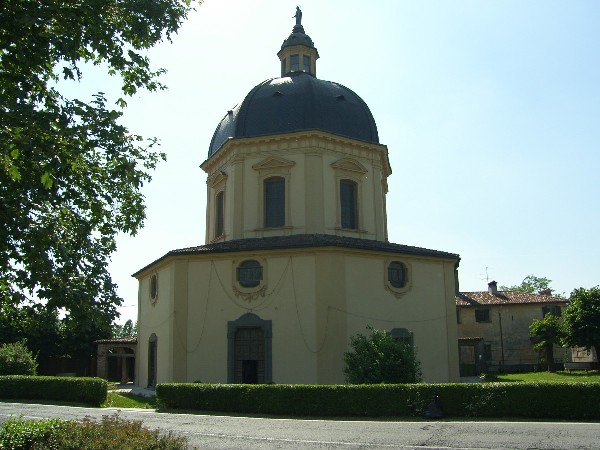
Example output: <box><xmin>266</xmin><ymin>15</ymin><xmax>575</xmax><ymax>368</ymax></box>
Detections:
<box><xmin>456</xmin><ymin>281</ymin><xmax>569</xmax><ymax>375</ymax></box>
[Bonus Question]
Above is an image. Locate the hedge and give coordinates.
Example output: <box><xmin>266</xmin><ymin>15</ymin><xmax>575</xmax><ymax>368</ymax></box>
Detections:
<box><xmin>156</xmin><ymin>382</ymin><xmax>600</xmax><ymax>420</ymax></box>
<box><xmin>0</xmin><ymin>375</ymin><xmax>107</xmax><ymax>406</ymax></box>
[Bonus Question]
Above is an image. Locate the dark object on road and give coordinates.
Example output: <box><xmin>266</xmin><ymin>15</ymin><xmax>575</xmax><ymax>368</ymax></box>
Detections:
<box><xmin>423</xmin><ymin>394</ymin><xmax>445</xmax><ymax>419</ymax></box>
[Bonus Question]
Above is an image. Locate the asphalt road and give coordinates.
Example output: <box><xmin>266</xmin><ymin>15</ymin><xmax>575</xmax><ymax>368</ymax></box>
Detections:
<box><xmin>1</xmin><ymin>401</ymin><xmax>598</xmax><ymax>449</ymax></box>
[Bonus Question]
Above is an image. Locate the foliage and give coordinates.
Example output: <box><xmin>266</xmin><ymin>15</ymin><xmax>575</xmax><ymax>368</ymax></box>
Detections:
<box><xmin>0</xmin><ymin>415</ymin><xmax>192</xmax><ymax>450</ymax></box>
<box><xmin>0</xmin><ymin>341</ymin><xmax>38</xmax><ymax>375</ymax></box>
<box><xmin>529</xmin><ymin>313</ymin><xmax>564</xmax><ymax>372</ymax></box>
<box><xmin>563</xmin><ymin>286</ymin><xmax>600</xmax><ymax>358</ymax></box>
<box><xmin>0</xmin><ymin>375</ymin><xmax>107</xmax><ymax>405</ymax></box>
<box><xmin>0</xmin><ymin>417</ymin><xmax>67</xmax><ymax>450</ymax></box>
<box><xmin>112</xmin><ymin>319</ymin><xmax>138</xmax><ymax>339</ymax></box>
<box><xmin>343</xmin><ymin>326</ymin><xmax>421</xmax><ymax>384</ymax></box>
<box><xmin>500</xmin><ymin>275</ymin><xmax>555</xmax><ymax>295</ymax></box>
<box><xmin>0</xmin><ymin>1</ymin><xmax>197</xmax><ymax>360</ymax></box>
<box><xmin>156</xmin><ymin>382</ymin><xmax>600</xmax><ymax>420</ymax></box>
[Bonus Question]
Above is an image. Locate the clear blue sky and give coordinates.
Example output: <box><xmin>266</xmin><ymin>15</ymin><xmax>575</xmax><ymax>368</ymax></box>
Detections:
<box><xmin>70</xmin><ymin>1</ymin><xmax>600</xmax><ymax>323</ymax></box>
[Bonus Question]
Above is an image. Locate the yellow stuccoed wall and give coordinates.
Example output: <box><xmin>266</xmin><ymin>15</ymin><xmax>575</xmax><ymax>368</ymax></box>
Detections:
<box><xmin>202</xmin><ymin>131</ymin><xmax>391</xmax><ymax>243</ymax></box>
<box><xmin>136</xmin><ymin>247</ymin><xmax>459</xmax><ymax>385</ymax></box>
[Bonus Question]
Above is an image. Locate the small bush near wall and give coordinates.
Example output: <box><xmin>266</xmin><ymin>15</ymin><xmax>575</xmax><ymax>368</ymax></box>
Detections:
<box><xmin>157</xmin><ymin>382</ymin><xmax>600</xmax><ymax>420</ymax></box>
<box><xmin>0</xmin><ymin>375</ymin><xmax>107</xmax><ymax>406</ymax></box>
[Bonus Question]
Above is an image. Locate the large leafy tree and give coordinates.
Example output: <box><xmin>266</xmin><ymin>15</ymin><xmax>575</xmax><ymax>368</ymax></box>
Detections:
<box><xmin>529</xmin><ymin>313</ymin><xmax>564</xmax><ymax>372</ymax></box>
<box><xmin>563</xmin><ymin>286</ymin><xmax>600</xmax><ymax>359</ymax></box>
<box><xmin>0</xmin><ymin>1</ymin><xmax>196</xmax><ymax>355</ymax></box>
<box><xmin>501</xmin><ymin>275</ymin><xmax>555</xmax><ymax>295</ymax></box>
<box><xmin>344</xmin><ymin>326</ymin><xmax>422</xmax><ymax>384</ymax></box>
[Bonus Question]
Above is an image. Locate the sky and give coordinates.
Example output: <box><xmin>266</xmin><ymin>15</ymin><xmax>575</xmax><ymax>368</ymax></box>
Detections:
<box><xmin>66</xmin><ymin>1</ymin><xmax>600</xmax><ymax>323</ymax></box>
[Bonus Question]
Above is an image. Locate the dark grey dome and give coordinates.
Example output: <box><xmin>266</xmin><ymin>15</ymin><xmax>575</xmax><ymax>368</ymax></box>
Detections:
<box><xmin>208</xmin><ymin>72</ymin><xmax>379</xmax><ymax>158</ymax></box>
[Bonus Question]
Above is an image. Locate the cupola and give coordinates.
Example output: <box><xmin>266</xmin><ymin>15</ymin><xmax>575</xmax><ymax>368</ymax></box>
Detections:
<box><xmin>277</xmin><ymin>7</ymin><xmax>319</xmax><ymax>77</ymax></box>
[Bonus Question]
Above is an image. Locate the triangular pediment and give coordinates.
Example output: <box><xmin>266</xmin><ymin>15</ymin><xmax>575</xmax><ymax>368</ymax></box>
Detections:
<box><xmin>252</xmin><ymin>156</ymin><xmax>296</xmax><ymax>171</ymax></box>
<box><xmin>330</xmin><ymin>158</ymin><xmax>368</xmax><ymax>174</ymax></box>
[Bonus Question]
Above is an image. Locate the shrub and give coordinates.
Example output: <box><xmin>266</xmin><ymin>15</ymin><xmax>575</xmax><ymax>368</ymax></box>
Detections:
<box><xmin>0</xmin><ymin>375</ymin><xmax>107</xmax><ymax>406</ymax></box>
<box><xmin>344</xmin><ymin>326</ymin><xmax>421</xmax><ymax>383</ymax></box>
<box><xmin>0</xmin><ymin>341</ymin><xmax>38</xmax><ymax>375</ymax></box>
<box><xmin>0</xmin><ymin>417</ymin><xmax>67</xmax><ymax>450</ymax></box>
<box><xmin>157</xmin><ymin>382</ymin><xmax>600</xmax><ymax>420</ymax></box>
<box><xmin>0</xmin><ymin>415</ymin><xmax>192</xmax><ymax>450</ymax></box>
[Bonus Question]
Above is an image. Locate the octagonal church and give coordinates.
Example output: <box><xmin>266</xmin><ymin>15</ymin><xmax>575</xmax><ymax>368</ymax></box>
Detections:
<box><xmin>134</xmin><ymin>11</ymin><xmax>460</xmax><ymax>387</ymax></box>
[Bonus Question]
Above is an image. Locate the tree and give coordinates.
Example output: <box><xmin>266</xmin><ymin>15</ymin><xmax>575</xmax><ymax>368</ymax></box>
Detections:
<box><xmin>112</xmin><ymin>319</ymin><xmax>138</xmax><ymax>339</ymax></box>
<box><xmin>563</xmin><ymin>286</ymin><xmax>600</xmax><ymax>359</ymax></box>
<box><xmin>343</xmin><ymin>326</ymin><xmax>421</xmax><ymax>384</ymax></box>
<box><xmin>500</xmin><ymin>275</ymin><xmax>555</xmax><ymax>295</ymax></box>
<box><xmin>0</xmin><ymin>341</ymin><xmax>38</xmax><ymax>375</ymax></box>
<box><xmin>1</xmin><ymin>1</ymin><xmax>196</xmax><ymax>354</ymax></box>
<box><xmin>529</xmin><ymin>313</ymin><xmax>564</xmax><ymax>372</ymax></box>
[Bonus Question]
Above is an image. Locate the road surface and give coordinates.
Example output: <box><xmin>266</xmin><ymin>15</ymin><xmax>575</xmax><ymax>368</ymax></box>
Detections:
<box><xmin>1</xmin><ymin>401</ymin><xmax>597</xmax><ymax>449</ymax></box>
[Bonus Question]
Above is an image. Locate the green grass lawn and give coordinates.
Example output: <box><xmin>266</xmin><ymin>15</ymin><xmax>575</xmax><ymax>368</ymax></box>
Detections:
<box><xmin>495</xmin><ymin>370</ymin><xmax>600</xmax><ymax>383</ymax></box>
<box><xmin>102</xmin><ymin>392</ymin><xmax>157</xmax><ymax>409</ymax></box>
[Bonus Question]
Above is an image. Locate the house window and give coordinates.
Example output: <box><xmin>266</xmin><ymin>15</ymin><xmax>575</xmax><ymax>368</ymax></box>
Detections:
<box><xmin>542</xmin><ymin>305</ymin><xmax>561</xmax><ymax>317</ymax></box>
<box><xmin>475</xmin><ymin>309</ymin><xmax>490</xmax><ymax>323</ymax></box>
<box><xmin>340</xmin><ymin>179</ymin><xmax>358</xmax><ymax>229</ymax></box>
<box><xmin>303</xmin><ymin>55</ymin><xmax>310</xmax><ymax>72</ymax></box>
<box><xmin>388</xmin><ymin>261</ymin><xmax>407</xmax><ymax>288</ymax></box>
<box><xmin>237</xmin><ymin>260</ymin><xmax>263</xmax><ymax>288</ymax></box>
<box><xmin>264</xmin><ymin>177</ymin><xmax>285</xmax><ymax>227</ymax></box>
<box><xmin>215</xmin><ymin>191</ymin><xmax>224</xmax><ymax>238</ymax></box>
<box><xmin>290</xmin><ymin>54</ymin><xmax>299</xmax><ymax>72</ymax></box>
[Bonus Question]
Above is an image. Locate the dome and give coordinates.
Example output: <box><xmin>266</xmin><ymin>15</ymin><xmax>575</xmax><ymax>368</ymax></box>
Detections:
<box><xmin>208</xmin><ymin>72</ymin><xmax>379</xmax><ymax>158</ymax></box>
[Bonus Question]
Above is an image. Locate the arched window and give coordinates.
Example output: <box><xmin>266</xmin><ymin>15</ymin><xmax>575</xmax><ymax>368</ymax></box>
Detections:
<box><xmin>340</xmin><ymin>179</ymin><xmax>358</xmax><ymax>229</ymax></box>
<box><xmin>215</xmin><ymin>191</ymin><xmax>224</xmax><ymax>237</ymax></box>
<box><xmin>264</xmin><ymin>177</ymin><xmax>285</xmax><ymax>227</ymax></box>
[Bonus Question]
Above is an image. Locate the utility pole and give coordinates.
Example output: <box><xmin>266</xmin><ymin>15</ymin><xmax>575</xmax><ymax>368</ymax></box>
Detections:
<box><xmin>498</xmin><ymin>310</ymin><xmax>505</xmax><ymax>369</ymax></box>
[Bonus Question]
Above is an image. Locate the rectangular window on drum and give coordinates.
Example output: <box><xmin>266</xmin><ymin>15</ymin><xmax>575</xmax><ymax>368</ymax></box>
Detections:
<box><xmin>264</xmin><ymin>177</ymin><xmax>285</xmax><ymax>227</ymax></box>
<box><xmin>340</xmin><ymin>179</ymin><xmax>358</xmax><ymax>229</ymax></box>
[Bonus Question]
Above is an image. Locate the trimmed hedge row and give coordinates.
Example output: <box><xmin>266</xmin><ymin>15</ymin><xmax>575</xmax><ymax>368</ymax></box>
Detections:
<box><xmin>0</xmin><ymin>375</ymin><xmax>107</xmax><ymax>406</ymax></box>
<box><xmin>156</xmin><ymin>382</ymin><xmax>600</xmax><ymax>420</ymax></box>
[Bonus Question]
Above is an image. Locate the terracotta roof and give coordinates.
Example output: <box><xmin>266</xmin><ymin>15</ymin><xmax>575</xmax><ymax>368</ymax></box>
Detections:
<box><xmin>133</xmin><ymin>234</ymin><xmax>459</xmax><ymax>277</ymax></box>
<box><xmin>94</xmin><ymin>337</ymin><xmax>137</xmax><ymax>344</ymax></box>
<box><xmin>456</xmin><ymin>291</ymin><xmax>568</xmax><ymax>307</ymax></box>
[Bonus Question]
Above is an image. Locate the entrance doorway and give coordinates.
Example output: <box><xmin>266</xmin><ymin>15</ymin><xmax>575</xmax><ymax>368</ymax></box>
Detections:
<box><xmin>227</xmin><ymin>313</ymin><xmax>272</xmax><ymax>383</ymax></box>
<box><xmin>147</xmin><ymin>333</ymin><xmax>157</xmax><ymax>388</ymax></box>
<box><xmin>234</xmin><ymin>327</ymin><xmax>265</xmax><ymax>383</ymax></box>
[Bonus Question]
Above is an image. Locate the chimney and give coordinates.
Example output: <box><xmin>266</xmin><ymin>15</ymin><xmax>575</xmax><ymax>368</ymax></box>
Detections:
<box><xmin>538</xmin><ymin>288</ymin><xmax>552</xmax><ymax>296</ymax></box>
<box><xmin>488</xmin><ymin>280</ymin><xmax>498</xmax><ymax>295</ymax></box>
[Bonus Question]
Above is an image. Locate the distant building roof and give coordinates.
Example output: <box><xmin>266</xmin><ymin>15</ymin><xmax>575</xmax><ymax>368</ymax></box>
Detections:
<box><xmin>133</xmin><ymin>234</ymin><xmax>459</xmax><ymax>277</ymax></box>
<box><xmin>456</xmin><ymin>291</ymin><xmax>568</xmax><ymax>307</ymax></box>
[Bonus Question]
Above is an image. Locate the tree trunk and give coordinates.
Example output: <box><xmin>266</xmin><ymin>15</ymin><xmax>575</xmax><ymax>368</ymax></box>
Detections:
<box><xmin>546</xmin><ymin>344</ymin><xmax>555</xmax><ymax>372</ymax></box>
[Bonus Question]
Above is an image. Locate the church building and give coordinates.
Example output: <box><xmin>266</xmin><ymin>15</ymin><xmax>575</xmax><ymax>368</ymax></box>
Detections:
<box><xmin>133</xmin><ymin>11</ymin><xmax>461</xmax><ymax>386</ymax></box>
